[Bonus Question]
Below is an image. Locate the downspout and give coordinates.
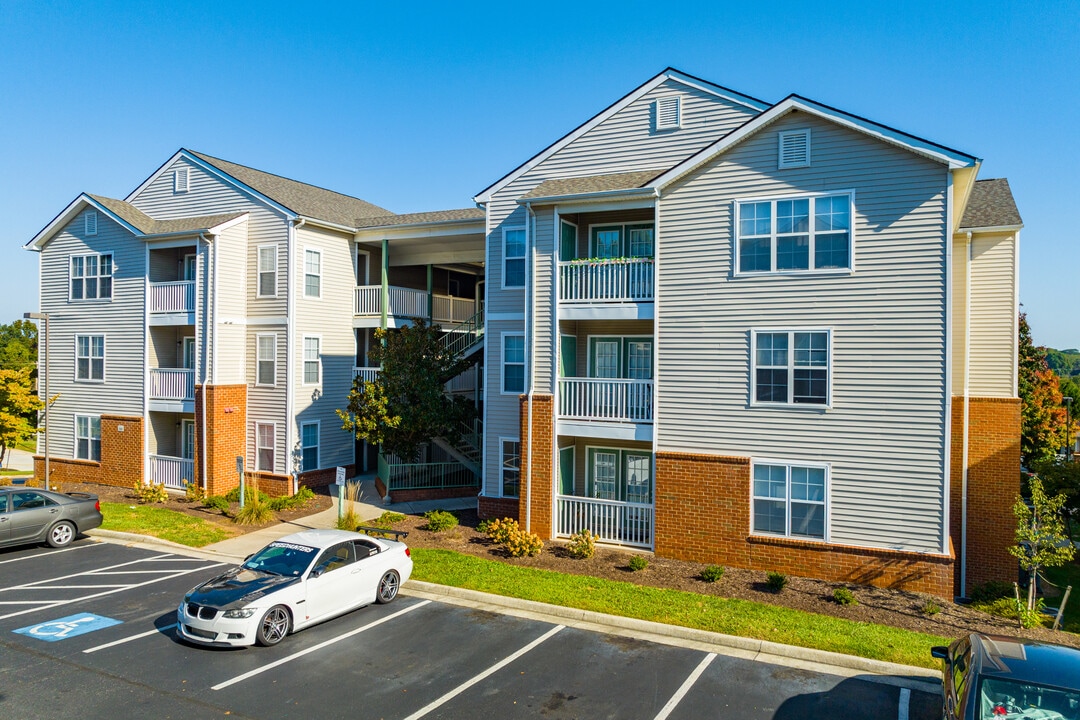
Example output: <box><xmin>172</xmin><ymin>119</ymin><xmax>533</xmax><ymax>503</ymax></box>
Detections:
<box><xmin>525</xmin><ymin>202</ymin><xmax>535</xmax><ymax>532</ymax></box>
<box><xmin>961</xmin><ymin>230</ymin><xmax>972</xmax><ymax>597</ymax></box>
<box><xmin>287</xmin><ymin>218</ymin><xmax>305</xmax><ymax>482</ymax></box>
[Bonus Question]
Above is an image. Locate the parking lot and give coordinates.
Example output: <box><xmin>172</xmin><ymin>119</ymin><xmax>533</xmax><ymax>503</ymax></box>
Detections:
<box><xmin>0</xmin><ymin>539</ymin><xmax>941</xmax><ymax>719</ymax></box>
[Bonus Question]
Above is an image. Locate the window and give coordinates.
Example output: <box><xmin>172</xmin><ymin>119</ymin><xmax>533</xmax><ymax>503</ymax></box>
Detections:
<box><xmin>501</xmin><ymin>440</ymin><xmax>520</xmax><ymax>497</ymax></box>
<box><xmin>257</xmin><ymin>334</ymin><xmax>276</xmax><ymax>386</ymax></box>
<box><xmin>75</xmin><ymin>335</ymin><xmax>104</xmax><ymax>381</ymax></box>
<box><xmin>257</xmin><ymin>245</ymin><xmax>277</xmax><ymax>297</ymax></box>
<box><xmin>304</xmin><ymin>249</ymin><xmax>321</xmax><ymax>298</ymax></box>
<box><xmin>503</xmin><ymin>227</ymin><xmax>525</xmax><ymax>288</ymax></box>
<box><xmin>736</xmin><ymin>194</ymin><xmax>851</xmax><ymax>273</ymax></box>
<box><xmin>70</xmin><ymin>253</ymin><xmax>113</xmax><ymax>300</ymax></box>
<box><xmin>752</xmin><ymin>461</ymin><xmax>827</xmax><ymax>540</ymax></box>
<box><xmin>256</xmin><ymin>423</ymin><xmax>275</xmax><ymax>472</ymax></box>
<box><xmin>586</xmin><ymin>448</ymin><xmax>653</xmax><ymax>503</ymax></box>
<box><xmin>590</xmin><ymin>224</ymin><xmax>654</xmax><ymax>259</ymax></box>
<box><xmin>752</xmin><ymin>330</ymin><xmax>829</xmax><ymax>405</ymax></box>
<box><xmin>502</xmin><ymin>334</ymin><xmax>525</xmax><ymax>393</ymax></box>
<box><xmin>301</xmin><ymin>422</ymin><xmax>319</xmax><ymax>472</ymax></box>
<box><xmin>75</xmin><ymin>415</ymin><xmax>101</xmax><ymax>461</ymax></box>
<box><xmin>778</xmin><ymin>129</ymin><xmax>811</xmax><ymax>169</ymax></box>
<box><xmin>85</xmin><ymin>210</ymin><xmax>98</xmax><ymax>236</ymax></box>
<box><xmin>174</xmin><ymin>167</ymin><xmax>190</xmax><ymax>193</ymax></box>
<box><xmin>655</xmin><ymin>96</ymin><xmax>681</xmax><ymax>130</ymax></box>
<box><xmin>181</xmin><ymin>420</ymin><xmax>195</xmax><ymax>460</ymax></box>
<box><xmin>303</xmin><ymin>336</ymin><xmax>320</xmax><ymax>384</ymax></box>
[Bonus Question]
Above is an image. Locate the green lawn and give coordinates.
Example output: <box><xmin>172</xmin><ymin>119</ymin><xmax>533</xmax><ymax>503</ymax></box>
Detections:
<box><xmin>0</xmin><ymin>468</ymin><xmax>32</xmax><ymax>476</ymax></box>
<box><xmin>411</xmin><ymin>548</ymin><xmax>949</xmax><ymax>670</ymax></box>
<box><xmin>100</xmin><ymin>502</ymin><xmax>234</xmax><ymax>547</ymax></box>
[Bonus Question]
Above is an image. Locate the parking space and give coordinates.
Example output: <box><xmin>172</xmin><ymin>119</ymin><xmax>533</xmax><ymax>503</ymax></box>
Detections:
<box><xmin>0</xmin><ymin>541</ymin><xmax>941</xmax><ymax>719</ymax></box>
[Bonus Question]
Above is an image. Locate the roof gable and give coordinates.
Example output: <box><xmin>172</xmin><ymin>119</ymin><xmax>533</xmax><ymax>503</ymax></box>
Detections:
<box><xmin>959</xmin><ymin>179</ymin><xmax>1023</xmax><ymax>230</ymax></box>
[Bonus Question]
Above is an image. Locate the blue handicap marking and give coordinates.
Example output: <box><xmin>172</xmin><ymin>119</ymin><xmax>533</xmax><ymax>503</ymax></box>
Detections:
<box><xmin>14</xmin><ymin>613</ymin><xmax>122</xmax><ymax>642</ymax></box>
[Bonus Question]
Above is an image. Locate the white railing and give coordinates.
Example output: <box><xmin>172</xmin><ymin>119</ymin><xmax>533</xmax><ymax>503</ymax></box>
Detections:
<box><xmin>149</xmin><ymin>455</ymin><xmax>194</xmax><ymax>490</ymax></box>
<box><xmin>556</xmin><ymin>495</ymin><xmax>654</xmax><ymax>548</ymax></box>
<box><xmin>150</xmin><ymin>369</ymin><xmax>195</xmax><ymax>401</ymax></box>
<box><xmin>353</xmin><ymin>286</ymin><xmax>428</xmax><ymax>318</ymax></box>
<box><xmin>558</xmin><ymin>378</ymin><xmax>653</xmax><ymax>422</ymax></box>
<box><xmin>445</xmin><ymin>366</ymin><xmax>476</xmax><ymax>393</ymax></box>
<box><xmin>353</xmin><ymin>367</ymin><xmax>380</xmax><ymax>385</ymax></box>
<box><xmin>432</xmin><ymin>295</ymin><xmax>476</xmax><ymax>324</ymax></box>
<box><xmin>150</xmin><ymin>281</ymin><xmax>195</xmax><ymax>313</ymax></box>
<box><xmin>559</xmin><ymin>258</ymin><xmax>654</xmax><ymax>303</ymax></box>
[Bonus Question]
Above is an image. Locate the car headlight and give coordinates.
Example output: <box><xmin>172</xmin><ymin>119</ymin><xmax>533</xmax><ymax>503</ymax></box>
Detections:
<box><xmin>222</xmin><ymin>608</ymin><xmax>256</xmax><ymax>619</ymax></box>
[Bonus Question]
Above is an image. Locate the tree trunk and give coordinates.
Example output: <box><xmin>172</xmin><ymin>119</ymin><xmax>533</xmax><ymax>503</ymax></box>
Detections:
<box><xmin>1028</xmin><ymin>568</ymin><xmax>1038</xmax><ymax>611</ymax></box>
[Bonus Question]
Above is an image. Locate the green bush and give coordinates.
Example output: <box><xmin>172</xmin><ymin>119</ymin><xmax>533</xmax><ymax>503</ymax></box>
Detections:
<box><xmin>203</xmin><ymin>495</ymin><xmax>229</xmax><ymax>513</ymax></box>
<box><xmin>972</xmin><ymin>597</ymin><xmax>1047</xmax><ymax>629</ymax></box>
<box><xmin>833</xmin><ymin>587</ymin><xmax>857</xmax><ymax>606</ymax></box>
<box><xmin>970</xmin><ymin>580</ymin><xmax>1014</xmax><ymax>604</ymax></box>
<box><xmin>766</xmin><ymin>571</ymin><xmax>789</xmax><ymax>593</ymax></box>
<box><xmin>505</xmin><ymin>528</ymin><xmax>543</xmax><ymax>557</ymax></box>
<box><xmin>183</xmin><ymin>481</ymin><xmax>205</xmax><ymax>503</ymax></box>
<box><xmin>424</xmin><ymin>510</ymin><xmax>459</xmax><ymax>532</ymax></box>
<box><xmin>225</xmin><ymin>486</ymin><xmax>269</xmax><ymax>504</ymax></box>
<box><xmin>476</xmin><ymin>519</ymin><xmax>492</xmax><ymax>534</ymax></box>
<box><xmin>628</xmin><ymin>556</ymin><xmax>648</xmax><ymax>572</ymax></box>
<box><xmin>134</xmin><ymin>481</ymin><xmax>169</xmax><ymax>504</ymax></box>
<box><xmin>267</xmin><ymin>486</ymin><xmax>317</xmax><ymax>511</ymax></box>
<box><xmin>485</xmin><ymin>517</ymin><xmax>520</xmax><ymax>545</ymax></box>
<box><xmin>920</xmin><ymin>600</ymin><xmax>942</xmax><ymax>616</ymax></box>
<box><xmin>700</xmin><ymin>565</ymin><xmax>725</xmax><ymax>583</ymax></box>
<box><xmin>566</xmin><ymin>529</ymin><xmax>597</xmax><ymax>559</ymax></box>
<box><xmin>372</xmin><ymin>511</ymin><xmax>406</xmax><ymax>527</ymax></box>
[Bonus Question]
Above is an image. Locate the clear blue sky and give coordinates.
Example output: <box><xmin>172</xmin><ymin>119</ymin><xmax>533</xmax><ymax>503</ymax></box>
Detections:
<box><xmin>2</xmin><ymin>0</ymin><xmax>1076</xmax><ymax>349</ymax></box>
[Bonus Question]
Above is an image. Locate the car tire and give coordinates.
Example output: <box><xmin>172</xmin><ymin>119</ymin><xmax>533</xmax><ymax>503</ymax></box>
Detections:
<box><xmin>376</xmin><ymin>570</ymin><xmax>400</xmax><ymax>604</ymax></box>
<box><xmin>255</xmin><ymin>605</ymin><xmax>291</xmax><ymax>647</ymax></box>
<box><xmin>47</xmin><ymin>521</ymin><xmax>76</xmax><ymax>548</ymax></box>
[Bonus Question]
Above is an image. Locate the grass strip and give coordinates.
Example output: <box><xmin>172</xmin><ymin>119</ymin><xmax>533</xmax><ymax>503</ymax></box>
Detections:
<box><xmin>412</xmin><ymin>548</ymin><xmax>948</xmax><ymax>670</ymax></box>
<box><xmin>100</xmin><ymin>502</ymin><xmax>234</xmax><ymax>547</ymax></box>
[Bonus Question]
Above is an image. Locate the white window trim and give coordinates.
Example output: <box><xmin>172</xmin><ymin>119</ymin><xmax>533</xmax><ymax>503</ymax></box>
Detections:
<box><xmin>304</xmin><ymin>247</ymin><xmax>322</xmax><ymax>299</ymax></box>
<box><xmin>749</xmin><ymin>328</ymin><xmax>833</xmax><ymax>409</ymax></box>
<box><xmin>74</xmin><ymin>333</ymin><xmax>106</xmax><ymax>383</ymax></box>
<box><xmin>255</xmin><ymin>421</ymin><xmax>276</xmax><ymax>473</ymax></box>
<box><xmin>655</xmin><ymin>95</ymin><xmax>682</xmax><ymax>131</ymax></box>
<box><xmin>498</xmin><ymin>437</ymin><xmax>521</xmax><ymax>499</ymax></box>
<box><xmin>256</xmin><ymin>333</ymin><xmax>277</xmax><ymax>387</ymax></box>
<box><xmin>69</xmin><ymin>252</ymin><xmax>114</xmax><ymax>302</ymax></box>
<box><xmin>302</xmin><ymin>335</ymin><xmax>322</xmax><ymax>386</ymax></box>
<box><xmin>749</xmin><ymin>458</ymin><xmax>830</xmax><ymax>542</ymax></box>
<box><xmin>84</xmin><ymin>210</ymin><xmax>98</xmax><ymax>236</ymax></box>
<box><xmin>502</xmin><ymin>225</ymin><xmax>526</xmax><ymax>290</ymax></box>
<box><xmin>585</xmin><ymin>222</ymin><xmax>656</xmax><ymax>259</ymax></box>
<box><xmin>257</xmin><ymin>244</ymin><xmax>278</xmax><ymax>298</ymax></box>
<box><xmin>300</xmin><ymin>420</ymin><xmax>320</xmax><ymax>472</ymax></box>
<box><xmin>174</xmin><ymin>167</ymin><xmax>190</xmax><ymax>193</ymax></box>
<box><xmin>583</xmin><ymin>444</ymin><xmax>654</xmax><ymax>503</ymax></box>
<box><xmin>74</xmin><ymin>414</ymin><xmax>102</xmax><ymax>462</ymax></box>
<box><xmin>501</xmin><ymin>331</ymin><xmax>525</xmax><ymax>395</ymax></box>
<box><xmin>733</xmin><ymin>190</ymin><xmax>855</xmax><ymax>276</ymax></box>
<box><xmin>777</xmin><ymin>128</ymin><xmax>811</xmax><ymax>169</ymax></box>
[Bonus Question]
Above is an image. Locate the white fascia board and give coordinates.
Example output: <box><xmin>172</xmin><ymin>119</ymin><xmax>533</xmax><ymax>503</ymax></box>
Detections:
<box><xmin>25</xmin><ymin>193</ymin><xmax>143</xmax><ymax>250</ymax></box>
<box><xmin>516</xmin><ymin>188</ymin><xmax>658</xmax><ymax>207</ymax></box>
<box><xmin>955</xmin><ymin>224</ymin><xmax>1024</xmax><ymax>234</ymax></box>
<box><xmin>207</xmin><ymin>213</ymin><xmax>250</xmax><ymax>234</ymax></box>
<box><xmin>299</xmin><ymin>215</ymin><xmax>357</xmax><ymax>234</ymax></box>
<box><xmin>354</xmin><ymin>220</ymin><xmax>485</xmax><ymax>242</ymax></box>
<box><xmin>665</xmin><ymin>70</ymin><xmax>770</xmax><ymax>113</ymax></box>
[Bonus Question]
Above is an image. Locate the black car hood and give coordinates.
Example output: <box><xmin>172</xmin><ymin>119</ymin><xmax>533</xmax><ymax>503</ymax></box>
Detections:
<box><xmin>187</xmin><ymin>567</ymin><xmax>300</xmax><ymax>611</ymax></box>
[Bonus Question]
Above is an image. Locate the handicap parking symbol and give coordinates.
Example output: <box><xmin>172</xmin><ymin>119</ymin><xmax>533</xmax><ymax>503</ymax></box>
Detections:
<box><xmin>14</xmin><ymin>613</ymin><xmax>122</xmax><ymax>642</ymax></box>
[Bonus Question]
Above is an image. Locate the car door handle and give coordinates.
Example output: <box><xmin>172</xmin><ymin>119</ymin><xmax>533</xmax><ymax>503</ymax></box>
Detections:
<box><xmin>49</xmin><ymin>508</ymin><xmax>60</xmax><ymax>513</ymax></box>
<box><xmin>0</xmin><ymin>517</ymin><xmax>8</xmax><ymax>522</ymax></box>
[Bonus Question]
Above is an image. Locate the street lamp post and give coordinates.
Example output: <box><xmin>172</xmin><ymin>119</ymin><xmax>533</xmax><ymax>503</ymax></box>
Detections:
<box><xmin>1065</xmin><ymin>396</ymin><xmax>1074</xmax><ymax>464</ymax></box>
<box><xmin>23</xmin><ymin>312</ymin><xmax>49</xmax><ymax>491</ymax></box>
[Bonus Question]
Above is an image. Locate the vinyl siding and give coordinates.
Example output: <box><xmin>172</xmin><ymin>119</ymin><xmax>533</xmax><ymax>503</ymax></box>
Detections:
<box><xmin>968</xmin><ymin>232</ymin><xmax>1018</xmax><ymax>396</ymax></box>
<box><xmin>214</xmin><ymin>219</ymin><xmax>249</xmax><ymax>384</ymax></box>
<box><xmin>951</xmin><ymin>237</ymin><xmax>969</xmax><ymax>394</ymax></box>
<box><xmin>38</xmin><ymin>208</ymin><xmax>146</xmax><ymax>458</ymax></box>
<box><xmin>247</xmin><ymin>325</ymin><xmax>287</xmax><ymax>473</ymax></box>
<box><xmin>482</xmin><ymin>321</ymin><xmax>526</xmax><ymax>496</ymax></box>
<box><xmin>557</xmin><ymin>437</ymin><xmax>651</xmax><ymax>497</ymax></box>
<box><xmin>531</xmin><ymin>207</ymin><xmax>555</xmax><ymax>392</ymax></box>
<box><xmin>656</xmin><ymin>110</ymin><xmax>950</xmax><ymax>553</ymax></box>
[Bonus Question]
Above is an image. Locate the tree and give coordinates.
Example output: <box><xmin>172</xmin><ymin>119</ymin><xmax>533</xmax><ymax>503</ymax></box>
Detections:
<box><xmin>0</xmin><ymin>319</ymin><xmax>37</xmax><ymax>373</ymax></box>
<box><xmin>1019</xmin><ymin>312</ymin><xmax>1068</xmax><ymax>465</ymax></box>
<box><xmin>0</xmin><ymin>367</ymin><xmax>43</xmax><ymax>466</ymax></box>
<box><xmin>1010</xmin><ymin>474</ymin><xmax>1075</xmax><ymax>611</ymax></box>
<box><xmin>337</xmin><ymin>318</ymin><xmax>477</xmax><ymax>463</ymax></box>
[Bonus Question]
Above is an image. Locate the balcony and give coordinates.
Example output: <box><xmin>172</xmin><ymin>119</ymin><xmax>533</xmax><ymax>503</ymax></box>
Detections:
<box><xmin>558</xmin><ymin>258</ymin><xmax>653</xmax><ymax>320</ymax></box>
<box><xmin>150</xmin><ymin>281</ymin><xmax>195</xmax><ymax>325</ymax></box>
<box><xmin>150</xmin><ymin>369</ymin><xmax>195</xmax><ymax>413</ymax></box>
<box><xmin>558</xmin><ymin>378</ymin><xmax>653</xmax><ymax>423</ymax></box>
<box><xmin>149</xmin><ymin>455</ymin><xmax>195</xmax><ymax>490</ymax></box>
<box><xmin>354</xmin><ymin>286</ymin><xmax>476</xmax><ymax>327</ymax></box>
<box><xmin>353</xmin><ymin>366</ymin><xmax>380</xmax><ymax>384</ymax></box>
<box><xmin>556</xmin><ymin>495</ymin><xmax>653</xmax><ymax>549</ymax></box>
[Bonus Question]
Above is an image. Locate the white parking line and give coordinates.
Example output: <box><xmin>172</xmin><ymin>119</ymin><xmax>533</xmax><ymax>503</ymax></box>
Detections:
<box><xmin>653</xmin><ymin>653</ymin><xmax>716</xmax><ymax>720</ymax></box>
<box><xmin>898</xmin><ymin>687</ymin><xmax>910</xmax><ymax>720</ymax></box>
<box><xmin>88</xmin><ymin>570</ymin><xmax>196</xmax><ymax>575</ymax></box>
<box><xmin>212</xmin><ymin>600</ymin><xmax>431</xmax><ymax>691</ymax></box>
<box><xmin>401</xmin><ymin>624</ymin><xmax>566</xmax><ymax>720</ymax></box>
<box><xmin>0</xmin><ymin>600</ymin><xmax>66</xmax><ymax>605</ymax></box>
<box><xmin>21</xmin><ymin>585</ymin><xmax>128</xmax><ymax>589</ymax></box>
<box><xmin>83</xmin><ymin>624</ymin><xmax>176</xmax><ymax>654</ymax></box>
<box><xmin>0</xmin><ymin>554</ymin><xmax>176</xmax><ymax>592</ymax></box>
<box><xmin>0</xmin><ymin>542</ymin><xmax>103</xmax><ymax>565</ymax></box>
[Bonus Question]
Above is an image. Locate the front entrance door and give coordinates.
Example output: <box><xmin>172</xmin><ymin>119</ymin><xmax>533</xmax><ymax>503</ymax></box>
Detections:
<box><xmin>182</xmin><ymin>337</ymin><xmax>195</xmax><ymax>370</ymax></box>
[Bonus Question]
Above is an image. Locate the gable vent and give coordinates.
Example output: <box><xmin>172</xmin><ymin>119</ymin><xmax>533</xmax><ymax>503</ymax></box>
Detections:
<box><xmin>778</xmin><ymin>129</ymin><xmax>811</xmax><ymax>169</ymax></box>
<box><xmin>174</xmin><ymin>167</ymin><xmax>190</xmax><ymax>193</ymax></box>
<box><xmin>655</xmin><ymin>96</ymin><xmax>681</xmax><ymax>130</ymax></box>
<box><xmin>85</xmin><ymin>210</ymin><xmax>98</xmax><ymax>236</ymax></box>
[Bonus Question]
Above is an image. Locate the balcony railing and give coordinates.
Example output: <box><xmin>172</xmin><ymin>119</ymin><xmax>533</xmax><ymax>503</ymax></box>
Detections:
<box><xmin>150</xmin><ymin>281</ymin><xmax>195</xmax><ymax>313</ymax></box>
<box><xmin>432</xmin><ymin>294</ymin><xmax>477</xmax><ymax>324</ymax></box>
<box><xmin>353</xmin><ymin>366</ymin><xmax>380</xmax><ymax>385</ymax></box>
<box><xmin>149</xmin><ymin>455</ymin><xmax>194</xmax><ymax>490</ymax></box>
<box><xmin>556</xmin><ymin>495</ymin><xmax>653</xmax><ymax>548</ymax></box>
<box><xmin>378</xmin><ymin>453</ymin><xmax>478</xmax><ymax>492</ymax></box>
<box><xmin>559</xmin><ymin>258</ymin><xmax>654</xmax><ymax>303</ymax></box>
<box><xmin>150</xmin><ymin>369</ymin><xmax>195</xmax><ymax>401</ymax></box>
<box><xmin>354</xmin><ymin>285</ymin><xmax>476</xmax><ymax>324</ymax></box>
<box><xmin>445</xmin><ymin>366</ymin><xmax>477</xmax><ymax>393</ymax></box>
<box><xmin>558</xmin><ymin>378</ymin><xmax>653</xmax><ymax>423</ymax></box>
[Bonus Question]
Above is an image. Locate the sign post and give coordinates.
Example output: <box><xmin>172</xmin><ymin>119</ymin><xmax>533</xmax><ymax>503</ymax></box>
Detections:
<box><xmin>335</xmin><ymin>466</ymin><xmax>346</xmax><ymax>522</ymax></box>
<box><xmin>236</xmin><ymin>456</ymin><xmax>245</xmax><ymax>510</ymax></box>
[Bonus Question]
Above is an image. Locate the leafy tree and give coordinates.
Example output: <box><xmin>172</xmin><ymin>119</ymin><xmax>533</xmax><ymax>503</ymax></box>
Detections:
<box><xmin>1034</xmin><ymin>459</ymin><xmax>1080</xmax><ymax>524</ymax></box>
<box><xmin>0</xmin><ymin>367</ymin><xmax>44</xmax><ymax>466</ymax></box>
<box><xmin>0</xmin><ymin>319</ymin><xmax>37</xmax><ymax>372</ymax></box>
<box><xmin>1010</xmin><ymin>474</ymin><xmax>1075</xmax><ymax>611</ymax></box>
<box><xmin>337</xmin><ymin>318</ymin><xmax>476</xmax><ymax>463</ymax></box>
<box><xmin>1019</xmin><ymin>313</ymin><xmax>1068</xmax><ymax>465</ymax></box>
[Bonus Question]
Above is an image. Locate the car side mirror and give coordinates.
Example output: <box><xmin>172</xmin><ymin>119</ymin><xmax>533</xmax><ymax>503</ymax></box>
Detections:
<box><xmin>310</xmin><ymin>567</ymin><xmax>324</xmax><ymax>578</ymax></box>
<box><xmin>931</xmin><ymin>646</ymin><xmax>949</xmax><ymax>661</ymax></box>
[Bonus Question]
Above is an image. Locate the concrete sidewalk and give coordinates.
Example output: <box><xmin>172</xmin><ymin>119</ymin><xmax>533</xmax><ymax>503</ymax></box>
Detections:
<box><xmin>2</xmin><ymin>448</ymin><xmax>35</xmax><ymax>472</ymax></box>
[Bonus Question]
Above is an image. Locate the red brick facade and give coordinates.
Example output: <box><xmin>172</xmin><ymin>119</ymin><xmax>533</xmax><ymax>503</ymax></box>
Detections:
<box><xmin>300</xmin><ymin>465</ymin><xmax>357</xmax><ymax>489</ymax></box>
<box><xmin>950</xmin><ymin>396</ymin><xmax>1021</xmax><ymax>595</ymax></box>
<box><xmin>35</xmin><ymin>414</ymin><xmax>144</xmax><ymax>489</ymax></box>
<box><xmin>194</xmin><ymin>384</ymin><xmax>248</xmax><ymax>497</ymax></box>
<box><xmin>518</xmin><ymin>394</ymin><xmax>554</xmax><ymax>538</ymax></box>
<box><xmin>478</xmin><ymin>496</ymin><xmax>520</xmax><ymax>521</ymax></box>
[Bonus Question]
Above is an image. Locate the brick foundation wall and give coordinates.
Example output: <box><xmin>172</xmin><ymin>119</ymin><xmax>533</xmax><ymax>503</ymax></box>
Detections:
<box><xmin>655</xmin><ymin>450</ymin><xmax>955</xmax><ymax>598</ymax></box>
<box><xmin>195</xmin><ymin>384</ymin><xmax>247</xmax><ymax>497</ymax></box>
<box><xmin>479</xmin><ymin>496</ymin><xmax>520</xmax><ymax>520</ymax></box>
<box><xmin>246</xmin><ymin>471</ymin><xmax>293</xmax><ymax>498</ymax></box>
<box><xmin>35</xmin><ymin>457</ymin><xmax>100</xmax><ymax>487</ymax></box>
<box><xmin>950</xmin><ymin>396</ymin><xmax>1022</xmax><ymax>596</ymax></box>
<box><xmin>299</xmin><ymin>465</ymin><xmax>357</xmax><ymax>489</ymax></box>
<box><xmin>35</xmin><ymin>415</ymin><xmax>143</xmax><ymax>489</ymax></box>
<box><xmin>519</xmin><ymin>394</ymin><xmax>554</xmax><ymax>538</ymax></box>
<box><xmin>386</xmin><ymin>486</ymin><xmax>479</xmax><ymax>503</ymax></box>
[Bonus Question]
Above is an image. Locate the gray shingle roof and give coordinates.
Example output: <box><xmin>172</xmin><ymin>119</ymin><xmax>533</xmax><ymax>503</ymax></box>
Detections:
<box><xmin>354</xmin><ymin>208</ymin><xmax>485</xmax><ymax>229</ymax></box>
<box><xmin>189</xmin><ymin>151</ymin><xmax>392</xmax><ymax>226</ymax></box>
<box><xmin>89</xmin><ymin>195</ymin><xmax>246</xmax><ymax>235</ymax></box>
<box><xmin>959</xmin><ymin>178</ymin><xmax>1023</xmax><ymax>229</ymax></box>
<box><xmin>519</xmin><ymin>170</ymin><xmax>663</xmax><ymax>200</ymax></box>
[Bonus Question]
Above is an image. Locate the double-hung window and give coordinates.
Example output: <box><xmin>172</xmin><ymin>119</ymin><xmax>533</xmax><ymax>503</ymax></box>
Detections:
<box><xmin>75</xmin><ymin>415</ymin><xmax>101</xmax><ymax>461</ymax></box>
<box><xmin>752</xmin><ymin>330</ymin><xmax>829</xmax><ymax>405</ymax></box>
<box><xmin>257</xmin><ymin>246</ymin><xmax>277</xmax><ymax>297</ymax></box>
<box><xmin>75</xmin><ymin>335</ymin><xmax>105</xmax><ymax>381</ymax></box>
<box><xmin>503</xmin><ymin>227</ymin><xmax>525</xmax><ymax>288</ymax></box>
<box><xmin>304</xmin><ymin>249</ymin><xmax>321</xmax><ymax>298</ymax></box>
<box><xmin>71</xmin><ymin>253</ymin><xmax>113</xmax><ymax>300</ymax></box>
<box><xmin>502</xmin><ymin>333</ymin><xmax>525</xmax><ymax>393</ymax></box>
<box><xmin>257</xmin><ymin>334</ymin><xmax>276</xmax><ymax>386</ymax></box>
<box><xmin>736</xmin><ymin>194</ymin><xmax>851</xmax><ymax>274</ymax></box>
<box><xmin>501</xmin><ymin>439</ymin><xmax>520</xmax><ymax>497</ymax></box>
<box><xmin>752</xmin><ymin>461</ymin><xmax>827</xmax><ymax>540</ymax></box>
<box><xmin>300</xmin><ymin>422</ymin><xmax>319</xmax><ymax>472</ymax></box>
<box><xmin>255</xmin><ymin>422</ymin><xmax>275</xmax><ymax>472</ymax></box>
<box><xmin>303</xmin><ymin>336</ymin><xmax>320</xmax><ymax>385</ymax></box>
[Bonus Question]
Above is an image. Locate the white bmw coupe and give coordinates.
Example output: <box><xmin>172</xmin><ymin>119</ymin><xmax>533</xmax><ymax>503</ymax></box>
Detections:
<box><xmin>177</xmin><ymin>528</ymin><xmax>412</xmax><ymax>647</ymax></box>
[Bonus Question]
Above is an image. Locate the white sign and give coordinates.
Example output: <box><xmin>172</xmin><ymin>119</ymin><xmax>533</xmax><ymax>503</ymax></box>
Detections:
<box><xmin>335</xmin><ymin>467</ymin><xmax>346</xmax><ymax>485</ymax></box>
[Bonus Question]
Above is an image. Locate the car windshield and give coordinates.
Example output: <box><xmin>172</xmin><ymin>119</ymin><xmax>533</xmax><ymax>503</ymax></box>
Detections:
<box><xmin>241</xmin><ymin>541</ymin><xmax>319</xmax><ymax>577</ymax></box>
<box><xmin>978</xmin><ymin>676</ymin><xmax>1080</xmax><ymax>719</ymax></box>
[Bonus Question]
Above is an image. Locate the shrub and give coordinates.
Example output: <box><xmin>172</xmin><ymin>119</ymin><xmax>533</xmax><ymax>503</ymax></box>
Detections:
<box><xmin>973</xmin><ymin>596</ymin><xmax>1047</xmax><ymax>629</ymax></box>
<box><xmin>375</xmin><ymin>511</ymin><xmax>406</xmax><ymax>526</ymax></box>
<box><xmin>920</xmin><ymin>600</ymin><xmax>942</xmax><ymax>616</ymax></box>
<box><xmin>766</xmin><ymin>571</ymin><xmax>789</xmax><ymax>593</ymax></box>
<box><xmin>505</xmin><ymin>528</ymin><xmax>543</xmax><ymax>557</ymax></box>
<box><xmin>566</xmin><ymin>529</ymin><xmax>597</xmax><ymax>559</ymax></box>
<box><xmin>476</xmin><ymin>519</ymin><xmax>492</xmax><ymax>534</ymax></box>
<box><xmin>234</xmin><ymin>500</ymin><xmax>275</xmax><ymax>525</ymax></box>
<box><xmin>23</xmin><ymin>477</ymin><xmax>42</xmax><ymax>487</ymax></box>
<box><xmin>184</xmin><ymin>481</ymin><xmax>205</xmax><ymax>503</ymax></box>
<box><xmin>700</xmin><ymin>565</ymin><xmax>725</xmax><ymax>583</ymax></box>
<box><xmin>833</xmin><ymin>587</ymin><xmax>857</xmax><ymax>606</ymax></box>
<box><xmin>628</xmin><ymin>556</ymin><xmax>648</xmax><ymax>572</ymax></box>
<box><xmin>424</xmin><ymin>509</ymin><xmax>459</xmax><ymax>532</ymax></box>
<box><xmin>134</xmin><ymin>481</ymin><xmax>169</xmax><ymax>504</ymax></box>
<box><xmin>485</xmin><ymin>517</ymin><xmax>520</xmax><ymax>545</ymax></box>
<box><xmin>267</xmin><ymin>486</ymin><xmax>317</xmax><ymax>511</ymax></box>
<box><xmin>0</xmin><ymin>477</ymin><xmax>11</xmax><ymax>486</ymax></box>
<box><xmin>225</xmin><ymin>486</ymin><xmax>269</xmax><ymax>504</ymax></box>
<box><xmin>203</xmin><ymin>495</ymin><xmax>229</xmax><ymax>513</ymax></box>
<box><xmin>970</xmin><ymin>580</ymin><xmax>1014</xmax><ymax>604</ymax></box>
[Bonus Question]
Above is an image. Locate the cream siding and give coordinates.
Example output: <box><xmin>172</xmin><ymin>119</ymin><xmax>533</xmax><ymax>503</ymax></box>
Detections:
<box><xmin>969</xmin><ymin>232</ymin><xmax>1018</xmax><ymax>397</ymax></box>
<box><xmin>214</xmin><ymin>219</ymin><xmax>249</xmax><ymax>384</ymax></box>
<box><xmin>951</xmin><ymin>237</ymin><xmax>969</xmax><ymax>395</ymax></box>
<box><xmin>656</xmin><ymin>111</ymin><xmax>950</xmax><ymax>553</ymax></box>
